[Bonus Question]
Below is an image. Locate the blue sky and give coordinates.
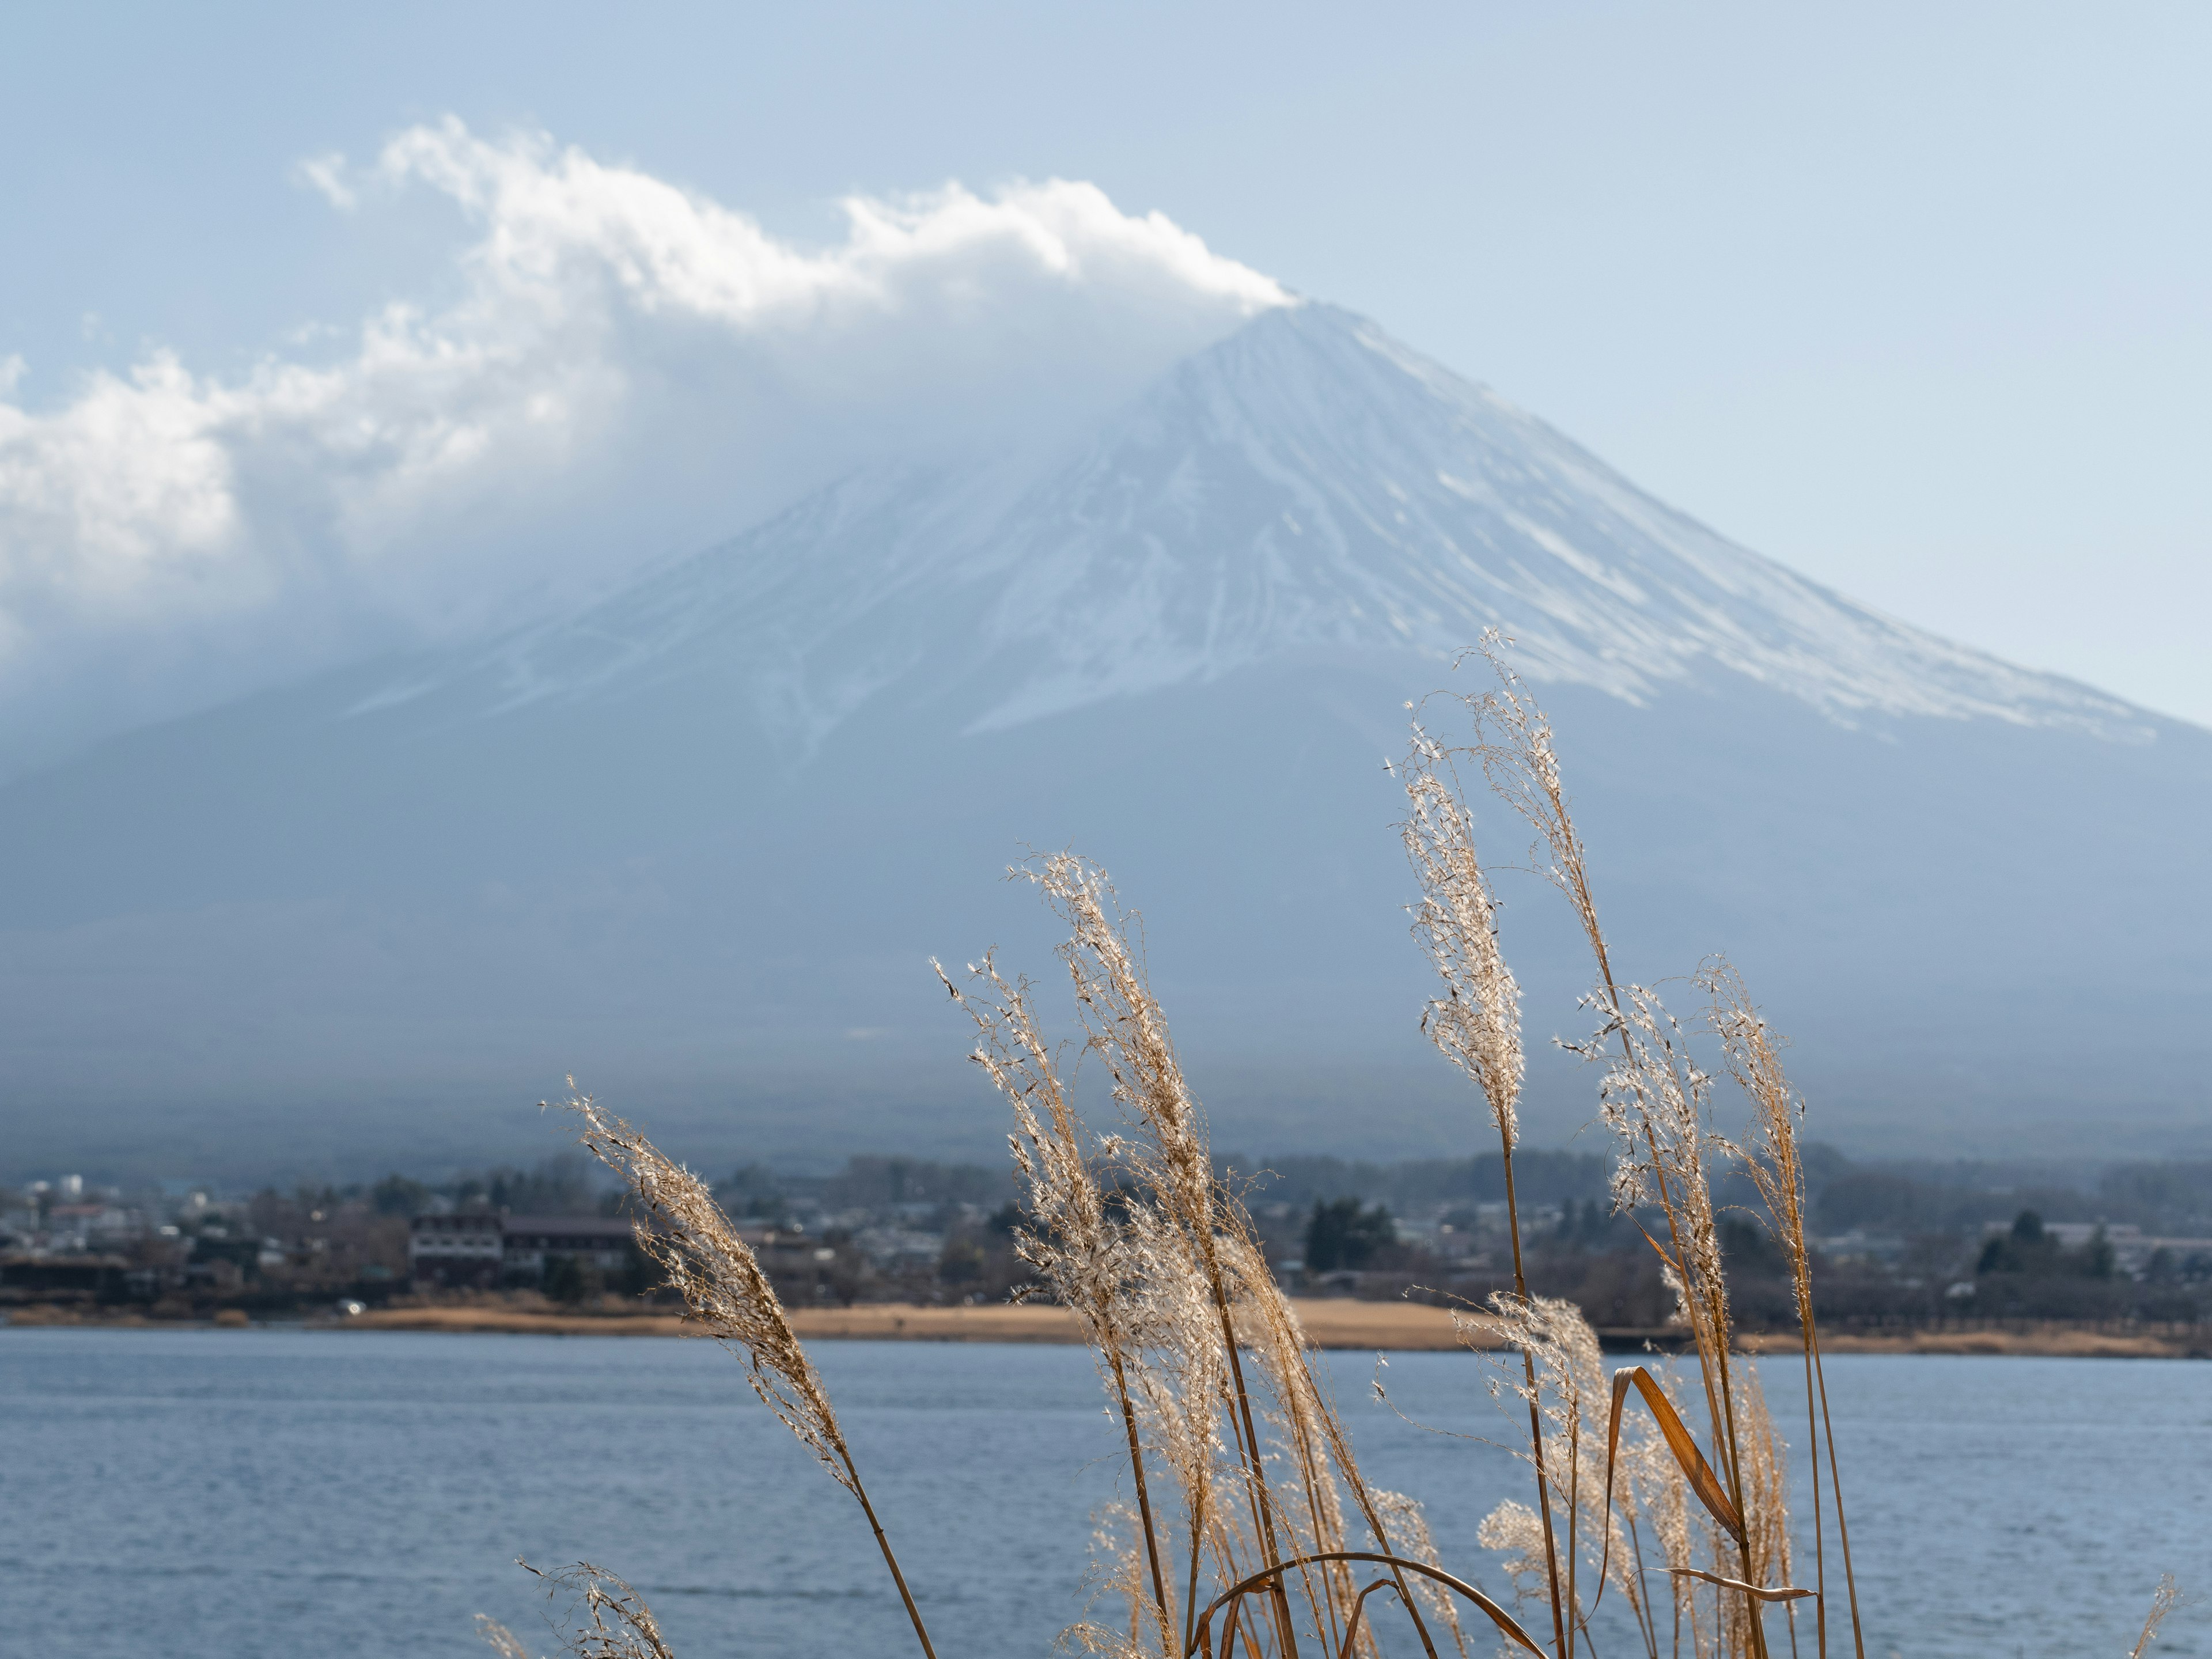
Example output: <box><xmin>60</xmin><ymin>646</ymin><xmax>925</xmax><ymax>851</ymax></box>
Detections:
<box><xmin>3</xmin><ymin>0</ymin><xmax>2208</xmax><ymax>732</ymax></box>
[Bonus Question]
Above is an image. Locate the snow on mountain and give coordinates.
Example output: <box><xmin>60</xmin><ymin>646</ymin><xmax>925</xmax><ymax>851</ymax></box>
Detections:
<box><xmin>422</xmin><ymin>303</ymin><xmax>2145</xmax><ymax>749</ymax></box>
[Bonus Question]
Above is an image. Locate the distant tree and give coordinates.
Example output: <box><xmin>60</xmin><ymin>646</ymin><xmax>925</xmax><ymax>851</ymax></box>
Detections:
<box><xmin>1974</xmin><ymin>1209</ymin><xmax>2122</xmax><ymax>1281</ymax></box>
<box><xmin>1304</xmin><ymin>1198</ymin><xmax>1395</xmax><ymax>1272</ymax></box>
<box><xmin>2080</xmin><ymin>1225</ymin><xmax>2116</xmax><ymax>1280</ymax></box>
<box><xmin>938</xmin><ymin>1237</ymin><xmax>986</xmax><ymax>1286</ymax></box>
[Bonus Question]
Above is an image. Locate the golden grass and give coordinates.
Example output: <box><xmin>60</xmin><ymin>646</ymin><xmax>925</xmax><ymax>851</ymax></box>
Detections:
<box><xmin>476</xmin><ymin>631</ymin><xmax>2178</xmax><ymax>1659</ymax></box>
<box><xmin>554</xmin><ymin>1087</ymin><xmax>941</xmax><ymax>1659</ymax></box>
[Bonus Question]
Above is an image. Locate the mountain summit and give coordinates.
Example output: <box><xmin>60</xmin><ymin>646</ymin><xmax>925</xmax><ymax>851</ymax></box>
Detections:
<box><xmin>428</xmin><ymin>304</ymin><xmax>2141</xmax><ymax>744</ymax></box>
<box><xmin>2</xmin><ymin>305</ymin><xmax>2203</xmax><ymax>1180</ymax></box>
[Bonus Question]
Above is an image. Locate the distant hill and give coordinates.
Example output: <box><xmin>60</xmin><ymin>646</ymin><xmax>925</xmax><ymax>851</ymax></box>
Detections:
<box><xmin>2</xmin><ymin>303</ymin><xmax>2204</xmax><ymax>1182</ymax></box>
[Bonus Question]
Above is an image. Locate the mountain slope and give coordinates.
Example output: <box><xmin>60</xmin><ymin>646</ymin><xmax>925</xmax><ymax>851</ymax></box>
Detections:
<box><xmin>0</xmin><ymin>305</ymin><xmax>2202</xmax><ymax>1181</ymax></box>
<box><xmin>430</xmin><ymin>304</ymin><xmax>2143</xmax><ymax>741</ymax></box>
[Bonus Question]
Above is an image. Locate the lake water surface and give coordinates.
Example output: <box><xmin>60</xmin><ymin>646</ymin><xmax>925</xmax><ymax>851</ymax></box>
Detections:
<box><xmin>6</xmin><ymin>1328</ymin><xmax>2208</xmax><ymax>1658</ymax></box>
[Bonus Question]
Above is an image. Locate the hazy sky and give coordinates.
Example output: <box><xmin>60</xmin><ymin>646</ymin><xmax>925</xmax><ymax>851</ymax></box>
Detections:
<box><xmin>4</xmin><ymin>1</ymin><xmax>2208</xmax><ymax>732</ymax></box>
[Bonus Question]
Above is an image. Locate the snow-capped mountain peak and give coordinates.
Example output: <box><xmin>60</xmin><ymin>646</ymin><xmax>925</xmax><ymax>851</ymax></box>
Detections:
<box><xmin>426</xmin><ymin>302</ymin><xmax>2142</xmax><ymax>753</ymax></box>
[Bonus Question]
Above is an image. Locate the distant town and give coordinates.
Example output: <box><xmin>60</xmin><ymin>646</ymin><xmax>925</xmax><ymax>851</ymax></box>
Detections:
<box><xmin>6</xmin><ymin>1146</ymin><xmax>2211</xmax><ymax>1336</ymax></box>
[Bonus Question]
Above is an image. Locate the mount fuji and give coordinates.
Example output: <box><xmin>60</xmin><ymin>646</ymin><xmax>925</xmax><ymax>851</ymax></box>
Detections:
<box><xmin>3</xmin><ymin>303</ymin><xmax>2205</xmax><ymax>1180</ymax></box>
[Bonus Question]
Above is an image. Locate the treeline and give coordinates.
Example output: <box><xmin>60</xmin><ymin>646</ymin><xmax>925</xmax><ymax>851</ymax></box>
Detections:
<box><xmin>100</xmin><ymin>1140</ymin><xmax>2210</xmax><ymax>1331</ymax></box>
<box><xmin>1810</xmin><ymin>1158</ymin><xmax>2212</xmax><ymax>1238</ymax></box>
<box><xmin>351</xmin><ymin>1144</ymin><xmax>2212</xmax><ymax>1240</ymax></box>
<box><xmin>1240</xmin><ymin>1147</ymin><xmax>2212</xmax><ymax>1241</ymax></box>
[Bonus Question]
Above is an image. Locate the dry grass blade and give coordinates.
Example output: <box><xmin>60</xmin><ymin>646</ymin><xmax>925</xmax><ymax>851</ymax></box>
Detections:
<box><xmin>2130</xmin><ymin>1575</ymin><xmax>2183</xmax><ymax>1658</ymax></box>
<box><xmin>520</xmin><ymin>1561</ymin><xmax>675</xmax><ymax>1659</ymax></box>
<box><xmin>1615</xmin><ymin>1367</ymin><xmax>1697</xmax><ymax>1657</ymax></box>
<box><xmin>1609</xmin><ymin>1368</ymin><xmax>1742</xmax><ymax>1543</ymax></box>
<box><xmin>1192</xmin><ymin>1553</ymin><xmax>1547</xmax><ymax>1659</ymax></box>
<box><xmin>1339</xmin><ymin>1580</ymin><xmax>1406</xmax><ymax>1659</ymax></box>
<box><xmin>1666</xmin><ymin>1570</ymin><xmax>1814</xmax><ymax>1604</ymax></box>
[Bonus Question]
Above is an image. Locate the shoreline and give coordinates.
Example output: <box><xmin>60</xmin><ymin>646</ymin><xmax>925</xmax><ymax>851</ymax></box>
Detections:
<box><xmin>2</xmin><ymin>1297</ymin><xmax>1500</xmax><ymax>1350</ymax></box>
<box><xmin>7</xmin><ymin>1301</ymin><xmax>2208</xmax><ymax>1355</ymax></box>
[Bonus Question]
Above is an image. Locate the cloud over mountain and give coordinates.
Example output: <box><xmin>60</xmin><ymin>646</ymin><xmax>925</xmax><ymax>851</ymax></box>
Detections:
<box><xmin>0</xmin><ymin>120</ymin><xmax>1286</xmax><ymax>771</ymax></box>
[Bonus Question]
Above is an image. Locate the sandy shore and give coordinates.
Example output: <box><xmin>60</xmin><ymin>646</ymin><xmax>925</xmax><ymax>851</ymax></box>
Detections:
<box><xmin>327</xmin><ymin>1310</ymin><xmax>2212</xmax><ymax>1355</ymax></box>
<box><xmin>2</xmin><ymin>1297</ymin><xmax>1493</xmax><ymax>1349</ymax></box>
<box><xmin>334</xmin><ymin>1297</ymin><xmax>1499</xmax><ymax>1350</ymax></box>
<box><xmin>1738</xmin><ymin>1327</ymin><xmax>2211</xmax><ymax>1359</ymax></box>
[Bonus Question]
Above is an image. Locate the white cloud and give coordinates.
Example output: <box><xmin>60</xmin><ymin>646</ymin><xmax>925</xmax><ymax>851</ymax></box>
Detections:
<box><xmin>293</xmin><ymin>152</ymin><xmax>356</xmax><ymax>211</ymax></box>
<box><xmin>0</xmin><ymin>118</ymin><xmax>1289</xmax><ymax>772</ymax></box>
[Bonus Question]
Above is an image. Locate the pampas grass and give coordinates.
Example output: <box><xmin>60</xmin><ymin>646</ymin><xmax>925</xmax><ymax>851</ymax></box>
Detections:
<box><xmin>473</xmin><ymin>634</ymin><xmax>2179</xmax><ymax>1659</ymax></box>
<box><xmin>1709</xmin><ymin>963</ymin><xmax>1864</xmax><ymax>1659</ymax></box>
<box><xmin>544</xmin><ymin>1086</ymin><xmax>940</xmax><ymax>1659</ymax></box>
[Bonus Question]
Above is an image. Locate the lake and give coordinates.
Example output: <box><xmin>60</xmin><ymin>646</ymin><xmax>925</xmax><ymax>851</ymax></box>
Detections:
<box><xmin>5</xmin><ymin>1328</ymin><xmax>2207</xmax><ymax>1658</ymax></box>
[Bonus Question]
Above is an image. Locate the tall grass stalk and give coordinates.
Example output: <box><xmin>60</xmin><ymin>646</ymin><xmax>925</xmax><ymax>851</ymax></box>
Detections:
<box><xmin>937</xmin><ymin>950</ymin><xmax>1177</xmax><ymax>1653</ymax></box>
<box><xmin>1709</xmin><ymin>964</ymin><xmax>1864</xmax><ymax>1659</ymax></box>
<box><xmin>552</xmin><ymin>1087</ymin><xmax>939</xmax><ymax>1659</ymax></box>
<box><xmin>1020</xmin><ymin>853</ymin><xmax>1305</xmax><ymax>1657</ymax></box>
<box><xmin>1403</xmin><ymin>713</ymin><xmax>1571</xmax><ymax>1658</ymax></box>
<box><xmin>1422</xmin><ymin>635</ymin><xmax>1797</xmax><ymax>1657</ymax></box>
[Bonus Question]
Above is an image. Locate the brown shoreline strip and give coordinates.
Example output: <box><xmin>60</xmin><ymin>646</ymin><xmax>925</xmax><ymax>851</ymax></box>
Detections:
<box><xmin>328</xmin><ymin>1298</ymin><xmax>1502</xmax><ymax>1350</ymax></box>
<box><xmin>8</xmin><ymin>1301</ymin><xmax>2205</xmax><ymax>1356</ymax></box>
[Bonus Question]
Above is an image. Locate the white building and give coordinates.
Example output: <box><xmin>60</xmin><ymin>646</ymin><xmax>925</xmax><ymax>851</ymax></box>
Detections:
<box><xmin>407</xmin><ymin>1211</ymin><xmax>637</xmax><ymax>1284</ymax></box>
<box><xmin>407</xmin><ymin>1212</ymin><xmax>506</xmax><ymax>1281</ymax></box>
<box><xmin>499</xmin><ymin>1216</ymin><xmax>635</xmax><ymax>1277</ymax></box>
